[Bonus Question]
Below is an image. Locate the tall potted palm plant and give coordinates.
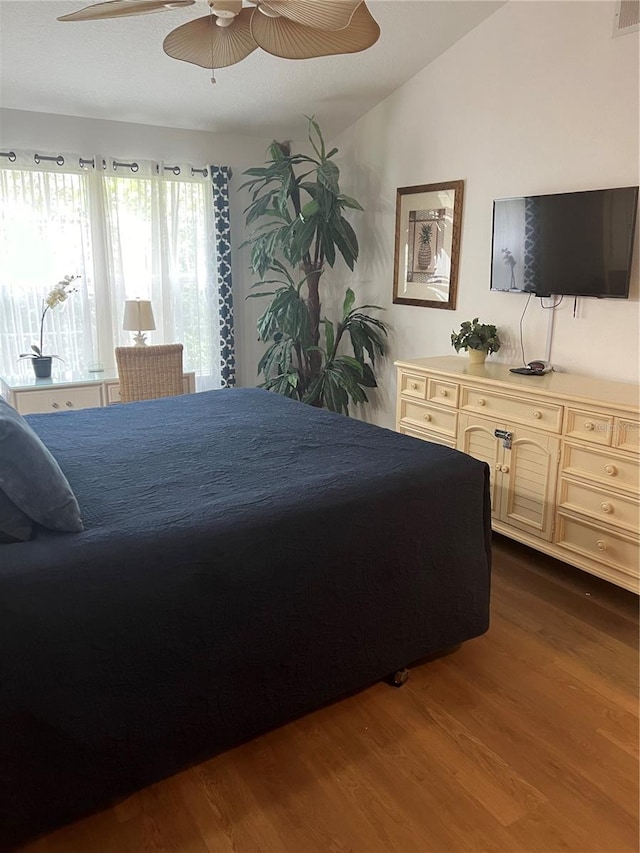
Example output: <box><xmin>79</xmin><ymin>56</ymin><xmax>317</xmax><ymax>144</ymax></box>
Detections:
<box><xmin>240</xmin><ymin>117</ymin><xmax>388</xmax><ymax>415</ymax></box>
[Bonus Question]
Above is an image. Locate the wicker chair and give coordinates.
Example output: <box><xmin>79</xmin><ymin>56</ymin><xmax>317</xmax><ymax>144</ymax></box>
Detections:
<box><xmin>115</xmin><ymin>344</ymin><xmax>184</xmax><ymax>403</ymax></box>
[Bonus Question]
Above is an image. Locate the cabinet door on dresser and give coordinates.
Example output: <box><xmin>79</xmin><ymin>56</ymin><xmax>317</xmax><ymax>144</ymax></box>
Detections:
<box><xmin>458</xmin><ymin>414</ymin><xmax>560</xmax><ymax>539</ymax></box>
<box><xmin>499</xmin><ymin>427</ymin><xmax>560</xmax><ymax>542</ymax></box>
<box><xmin>457</xmin><ymin>414</ymin><xmax>502</xmax><ymax>518</ymax></box>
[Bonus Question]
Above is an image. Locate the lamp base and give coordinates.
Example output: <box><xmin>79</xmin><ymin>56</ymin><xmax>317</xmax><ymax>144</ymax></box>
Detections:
<box><xmin>132</xmin><ymin>331</ymin><xmax>148</xmax><ymax>347</ymax></box>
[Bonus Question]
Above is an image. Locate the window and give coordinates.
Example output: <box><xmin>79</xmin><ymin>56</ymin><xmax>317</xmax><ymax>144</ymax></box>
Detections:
<box><xmin>0</xmin><ymin>155</ymin><xmax>232</xmax><ymax>390</ymax></box>
<box><xmin>0</xmin><ymin>167</ymin><xmax>96</xmax><ymax>374</ymax></box>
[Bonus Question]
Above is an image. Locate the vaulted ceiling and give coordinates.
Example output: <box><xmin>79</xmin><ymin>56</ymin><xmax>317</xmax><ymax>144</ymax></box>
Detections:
<box><xmin>0</xmin><ymin>1</ymin><xmax>504</xmax><ymax>137</ymax></box>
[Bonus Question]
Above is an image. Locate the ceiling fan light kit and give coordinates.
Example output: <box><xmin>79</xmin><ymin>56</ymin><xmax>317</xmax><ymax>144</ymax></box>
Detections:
<box><xmin>212</xmin><ymin>0</ymin><xmax>242</xmax><ymax>17</ymax></box>
<box><xmin>57</xmin><ymin>0</ymin><xmax>380</xmax><ymax>76</ymax></box>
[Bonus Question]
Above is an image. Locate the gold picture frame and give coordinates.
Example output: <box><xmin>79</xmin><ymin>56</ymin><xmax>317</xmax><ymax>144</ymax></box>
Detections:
<box><xmin>392</xmin><ymin>180</ymin><xmax>464</xmax><ymax>310</ymax></box>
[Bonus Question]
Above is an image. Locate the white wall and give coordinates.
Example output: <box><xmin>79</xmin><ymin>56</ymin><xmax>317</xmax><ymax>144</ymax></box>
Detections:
<box><xmin>0</xmin><ymin>108</ymin><xmax>269</xmax><ymax>167</ymax></box>
<box><xmin>323</xmin><ymin>0</ymin><xmax>640</xmax><ymax>429</ymax></box>
<box><xmin>0</xmin><ymin>108</ymin><xmax>271</xmax><ymax>387</ymax></box>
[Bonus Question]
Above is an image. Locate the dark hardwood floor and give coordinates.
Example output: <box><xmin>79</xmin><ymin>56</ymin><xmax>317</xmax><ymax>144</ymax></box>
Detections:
<box><xmin>20</xmin><ymin>536</ymin><xmax>639</xmax><ymax>853</ymax></box>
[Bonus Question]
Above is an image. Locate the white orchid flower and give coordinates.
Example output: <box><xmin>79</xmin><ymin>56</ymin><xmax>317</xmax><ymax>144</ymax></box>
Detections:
<box><xmin>20</xmin><ymin>274</ymin><xmax>81</xmax><ymax>362</ymax></box>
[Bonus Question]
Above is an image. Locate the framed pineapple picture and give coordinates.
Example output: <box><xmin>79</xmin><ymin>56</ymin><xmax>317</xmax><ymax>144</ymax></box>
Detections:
<box><xmin>393</xmin><ymin>180</ymin><xmax>464</xmax><ymax>309</ymax></box>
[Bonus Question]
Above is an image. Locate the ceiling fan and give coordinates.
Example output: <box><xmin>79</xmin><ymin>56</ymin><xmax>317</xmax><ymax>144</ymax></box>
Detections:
<box><xmin>57</xmin><ymin>0</ymin><xmax>381</xmax><ymax>77</ymax></box>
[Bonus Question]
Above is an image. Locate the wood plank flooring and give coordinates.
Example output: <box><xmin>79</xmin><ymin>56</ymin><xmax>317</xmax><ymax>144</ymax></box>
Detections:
<box><xmin>19</xmin><ymin>536</ymin><xmax>639</xmax><ymax>853</ymax></box>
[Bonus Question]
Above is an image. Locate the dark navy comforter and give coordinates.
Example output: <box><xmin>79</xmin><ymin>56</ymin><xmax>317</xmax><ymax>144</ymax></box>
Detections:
<box><xmin>0</xmin><ymin>388</ymin><xmax>491</xmax><ymax>847</ymax></box>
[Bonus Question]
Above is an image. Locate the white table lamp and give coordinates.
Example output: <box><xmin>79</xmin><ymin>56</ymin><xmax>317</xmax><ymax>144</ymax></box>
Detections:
<box><xmin>123</xmin><ymin>299</ymin><xmax>156</xmax><ymax>346</ymax></box>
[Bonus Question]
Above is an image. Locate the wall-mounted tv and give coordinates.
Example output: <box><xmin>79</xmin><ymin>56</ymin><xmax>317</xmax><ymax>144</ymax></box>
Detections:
<box><xmin>491</xmin><ymin>186</ymin><xmax>638</xmax><ymax>298</ymax></box>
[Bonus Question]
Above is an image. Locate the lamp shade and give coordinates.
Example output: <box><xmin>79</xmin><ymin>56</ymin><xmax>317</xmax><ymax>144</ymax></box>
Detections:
<box><xmin>123</xmin><ymin>299</ymin><xmax>156</xmax><ymax>332</ymax></box>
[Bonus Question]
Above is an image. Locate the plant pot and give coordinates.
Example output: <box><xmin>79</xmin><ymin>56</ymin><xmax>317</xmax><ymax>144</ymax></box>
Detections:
<box><xmin>32</xmin><ymin>357</ymin><xmax>52</xmax><ymax>379</ymax></box>
<box><xmin>467</xmin><ymin>349</ymin><xmax>487</xmax><ymax>366</ymax></box>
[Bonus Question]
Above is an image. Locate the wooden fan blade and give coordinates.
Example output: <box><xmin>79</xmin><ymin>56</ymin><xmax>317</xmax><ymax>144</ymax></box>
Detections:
<box><xmin>58</xmin><ymin>0</ymin><xmax>194</xmax><ymax>22</ymax></box>
<box><xmin>250</xmin><ymin>1</ymin><xmax>379</xmax><ymax>59</ymax></box>
<box><xmin>257</xmin><ymin>0</ymin><xmax>363</xmax><ymax>31</ymax></box>
<box><xmin>163</xmin><ymin>9</ymin><xmax>258</xmax><ymax>69</ymax></box>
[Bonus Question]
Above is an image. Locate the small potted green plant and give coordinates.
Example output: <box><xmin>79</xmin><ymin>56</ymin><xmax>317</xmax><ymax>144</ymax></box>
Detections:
<box><xmin>451</xmin><ymin>318</ymin><xmax>501</xmax><ymax>365</ymax></box>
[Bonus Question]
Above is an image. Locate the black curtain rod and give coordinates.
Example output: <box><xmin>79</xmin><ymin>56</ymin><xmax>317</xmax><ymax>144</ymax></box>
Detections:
<box><xmin>0</xmin><ymin>151</ymin><xmax>214</xmax><ymax>177</ymax></box>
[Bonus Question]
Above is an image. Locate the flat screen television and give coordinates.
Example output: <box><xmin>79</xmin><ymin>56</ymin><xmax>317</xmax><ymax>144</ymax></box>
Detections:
<box><xmin>490</xmin><ymin>186</ymin><xmax>638</xmax><ymax>298</ymax></box>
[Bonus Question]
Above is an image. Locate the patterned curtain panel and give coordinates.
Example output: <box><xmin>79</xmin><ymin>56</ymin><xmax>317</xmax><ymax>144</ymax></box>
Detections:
<box><xmin>210</xmin><ymin>166</ymin><xmax>235</xmax><ymax>388</ymax></box>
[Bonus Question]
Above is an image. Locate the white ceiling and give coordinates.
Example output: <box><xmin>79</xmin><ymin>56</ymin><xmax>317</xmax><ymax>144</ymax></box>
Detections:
<box><xmin>0</xmin><ymin>1</ymin><xmax>503</xmax><ymax>138</ymax></box>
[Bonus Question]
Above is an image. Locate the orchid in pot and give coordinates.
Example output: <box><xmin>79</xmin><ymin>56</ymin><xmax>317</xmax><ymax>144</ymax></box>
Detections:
<box><xmin>19</xmin><ymin>275</ymin><xmax>80</xmax><ymax>378</ymax></box>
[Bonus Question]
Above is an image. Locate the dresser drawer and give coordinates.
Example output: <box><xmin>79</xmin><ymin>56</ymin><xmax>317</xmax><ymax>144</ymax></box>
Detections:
<box><xmin>426</xmin><ymin>378</ymin><xmax>459</xmax><ymax>408</ymax></box>
<box><xmin>557</xmin><ymin>514</ymin><xmax>639</xmax><ymax>580</ymax></box>
<box><xmin>399</xmin><ymin>399</ymin><xmax>457</xmax><ymax>437</ymax></box>
<box><xmin>399</xmin><ymin>425</ymin><xmax>457</xmax><ymax>449</ymax></box>
<box><xmin>460</xmin><ymin>387</ymin><xmax>562</xmax><ymax>433</ymax></box>
<box><xmin>399</xmin><ymin>372</ymin><xmax>427</xmax><ymax>400</ymax></box>
<box><xmin>565</xmin><ymin>408</ymin><xmax>613</xmax><ymax>446</ymax></box>
<box><xmin>562</xmin><ymin>443</ymin><xmax>639</xmax><ymax>496</ymax></box>
<box><xmin>14</xmin><ymin>385</ymin><xmax>103</xmax><ymax>415</ymax></box>
<box><xmin>558</xmin><ymin>478</ymin><xmax>639</xmax><ymax>534</ymax></box>
<box><xmin>614</xmin><ymin>418</ymin><xmax>640</xmax><ymax>453</ymax></box>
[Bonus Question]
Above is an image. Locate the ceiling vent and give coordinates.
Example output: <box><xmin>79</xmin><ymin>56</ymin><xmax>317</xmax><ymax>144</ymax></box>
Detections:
<box><xmin>612</xmin><ymin>0</ymin><xmax>639</xmax><ymax>37</ymax></box>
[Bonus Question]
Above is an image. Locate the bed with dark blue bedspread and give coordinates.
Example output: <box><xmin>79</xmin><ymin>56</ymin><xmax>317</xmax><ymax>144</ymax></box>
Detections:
<box><xmin>0</xmin><ymin>389</ymin><xmax>491</xmax><ymax>847</ymax></box>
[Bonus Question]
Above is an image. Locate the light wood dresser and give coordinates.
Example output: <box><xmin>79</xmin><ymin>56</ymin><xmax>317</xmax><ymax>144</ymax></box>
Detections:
<box><xmin>395</xmin><ymin>356</ymin><xmax>640</xmax><ymax>593</ymax></box>
<box><xmin>0</xmin><ymin>370</ymin><xmax>196</xmax><ymax>415</ymax></box>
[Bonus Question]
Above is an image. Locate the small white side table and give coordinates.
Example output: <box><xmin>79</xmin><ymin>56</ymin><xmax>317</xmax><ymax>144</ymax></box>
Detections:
<box><xmin>0</xmin><ymin>368</ymin><xmax>196</xmax><ymax>415</ymax></box>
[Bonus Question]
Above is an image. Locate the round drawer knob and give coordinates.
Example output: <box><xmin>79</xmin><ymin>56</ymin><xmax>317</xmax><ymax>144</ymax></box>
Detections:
<box><xmin>533</xmin><ymin>410</ymin><xmax>542</xmax><ymax>420</ymax></box>
<box><xmin>604</xmin><ymin>464</ymin><xmax>617</xmax><ymax>476</ymax></box>
<box><xmin>477</xmin><ymin>398</ymin><xmax>486</xmax><ymax>406</ymax></box>
<box><xmin>423</xmin><ymin>414</ymin><xmax>431</xmax><ymax>422</ymax></box>
<box><xmin>51</xmin><ymin>402</ymin><xmax>59</xmax><ymax>409</ymax></box>
<box><xmin>585</xmin><ymin>421</ymin><xmax>595</xmax><ymax>431</ymax></box>
<box><xmin>440</xmin><ymin>389</ymin><xmax>448</xmax><ymax>397</ymax></box>
<box><xmin>66</xmin><ymin>401</ymin><xmax>74</xmax><ymax>408</ymax></box>
<box><xmin>410</xmin><ymin>382</ymin><xmax>418</xmax><ymax>390</ymax></box>
<box><xmin>596</xmin><ymin>539</ymin><xmax>607</xmax><ymax>552</ymax></box>
<box><xmin>496</xmin><ymin>464</ymin><xmax>502</xmax><ymax>472</ymax></box>
<box><xmin>600</xmin><ymin>502</ymin><xmax>613</xmax><ymax>514</ymax></box>
<box><xmin>501</xmin><ymin>465</ymin><xmax>509</xmax><ymax>474</ymax></box>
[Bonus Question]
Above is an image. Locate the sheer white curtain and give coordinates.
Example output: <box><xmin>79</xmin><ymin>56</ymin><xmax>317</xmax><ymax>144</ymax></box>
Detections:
<box><xmin>0</xmin><ymin>163</ymin><xmax>97</xmax><ymax>374</ymax></box>
<box><xmin>0</xmin><ymin>154</ymin><xmax>222</xmax><ymax>389</ymax></box>
<box><xmin>100</xmin><ymin>162</ymin><xmax>220</xmax><ymax>388</ymax></box>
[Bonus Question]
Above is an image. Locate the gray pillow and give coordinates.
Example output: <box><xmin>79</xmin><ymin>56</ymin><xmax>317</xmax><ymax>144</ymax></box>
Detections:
<box><xmin>0</xmin><ymin>487</ymin><xmax>33</xmax><ymax>543</ymax></box>
<box><xmin>0</xmin><ymin>397</ymin><xmax>83</xmax><ymax>533</ymax></box>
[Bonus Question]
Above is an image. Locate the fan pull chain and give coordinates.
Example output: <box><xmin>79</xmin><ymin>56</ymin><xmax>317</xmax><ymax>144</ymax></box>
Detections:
<box><xmin>210</xmin><ymin>5</ymin><xmax>216</xmax><ymax>84</ymax></box>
